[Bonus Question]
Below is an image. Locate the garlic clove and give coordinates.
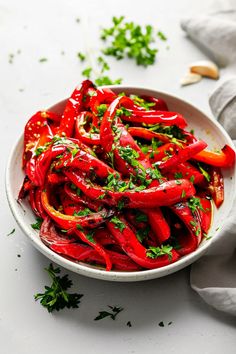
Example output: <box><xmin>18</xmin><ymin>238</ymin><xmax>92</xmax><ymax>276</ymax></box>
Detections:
<box><xmin>189</xmin><ymin>60</ymin><xmax>219</xmax><ymax>79</ymax></box>
<box><xmin>180</xmin><ymin>72</ymin><xmax>202</xmax><ymax>86</ymax></box>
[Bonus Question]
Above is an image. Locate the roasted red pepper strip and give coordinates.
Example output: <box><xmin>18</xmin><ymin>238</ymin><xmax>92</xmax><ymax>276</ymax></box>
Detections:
<box><xmin>64</xmin><ymin>169</ymin><xmax>196</xmax><ymax>208</ymax></box>
<box><xmin>100</xmin><ymin>99</ymin><xmax>171</xmax><ymax>243</ymax></box>
<box><xmin>64</xmin><ymin>183</ymin><xmax>102</xmax><ymax>211</ymax></box>
<box><xmin>41</xmin><ymin>186</ymin><xmax>113</xmax><ymax>230</ymax></box>
<box><xmin>145</xmin><ymin>208</ymin><xmax>171</xmax><ymax>244</ymax></box>
<box><xmin>30</xmin><ymin>145</ymin><xmax>66</xmax><ymax>186</ymax></box>
<box><xmin>40</xmin><ymin>217</ymin><xmax>77</xmax><ymax>246</ymax></box>
<box><xmin>140</xmin><ymin>95</ymin><xmax>169</xmax><ymax>111</ymax></box>
<box><xmin>75</xmin><ymin>229</ymin><xmax>112</xmax><ymax>271</ymax></box>
<box><xmin>166</xmin><ymin>162</ymin><xmax>205</xmax><ymax>185</ymax></box>
<box><xmin>197</xmin><ymin>195</ymin><xmax>212</xmax><ymax>233</ymax></box>
<box><xmin>75</xmin><ymin>111</ymin><xmax>100</xmax><ymax>145</ymax></box>
<box><xmin>149</xmin><ymin>143</ymin><xmax>177</xmax><ymax>162</ymax></box>
<box><xmin>55</xmin><ymin>147</ymin><xmax>119</xmax><ymax>179</ymax></box>
<box><xmin>171</xmin><ymin>202</ymin><xmax>202</xmax><ymax>256</ymax></box>
<box><xmin>89</xmin><ymin>87</ymin><xmax>117</xmax><ymax>116</ymax></box>
<box><xmin>157</xmin><ymin>140</ymin><xmax>207</xmax><ymax>171</ymax></box>
<box><xmin>51</xmin><ymin>243</ymin><xmax>141</xmax><ymax>271</ymax></box>
<box><xmin>107</xmin><ymin>216</ymin><xmax>179</xmax><ymax>269</ymax></box>
<box><xmin>193</xmin><ymin>144</ymin><xmax>235</xmax><ymax>167</ymax></box>
<box><xmin>128</xmin><ymin>127</ymin><xmax>176</xmax><ymax>143</ymax></box>
<box><xmin>208</xmin><ymin>167</ymin><xmax>224</xmax><ymax>208</ymax></box>
<box><xmin>121</xmin><ymin>110</ymin><xmax>187</xmax><ymax>128</ymax></box>
<box><xmin>23</xmin><ymin>111</ymin><xmax>54</xmax><ymax>166</ymax></box>
<box><xmin>58</xmin><ymin>80</ymin><xmax>94</xmax><ymax>137</ymax></box>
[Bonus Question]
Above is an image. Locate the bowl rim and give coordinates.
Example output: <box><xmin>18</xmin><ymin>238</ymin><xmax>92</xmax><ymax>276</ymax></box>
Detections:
<box><xmin>5</xmin><ymin>85</ymin><xmax>236</xmax><ymax>281</ymax></box>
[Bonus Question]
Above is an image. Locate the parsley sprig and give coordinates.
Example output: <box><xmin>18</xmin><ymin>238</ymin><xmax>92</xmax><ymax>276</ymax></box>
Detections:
<box><xmin>94</xmin><ymin>305</ymin><xmax>123</xmax><ymax>321</ymax></box>
<box><xmin>34</xmin><ymin>264</ymin><xmax>83</xmax><ymax>313</ymax></box>
<box><xmin>146</xmin><ymin>245</ymin><xmax>173</xmax><ymax>260</ymax></box>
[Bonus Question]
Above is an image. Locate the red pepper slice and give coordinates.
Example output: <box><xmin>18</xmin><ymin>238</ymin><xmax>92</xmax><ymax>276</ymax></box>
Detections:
<box><xmin>107</xmin><ymin>216</ymin><xmax>179</xmax><ymax>269</ymax></box>
<box><xmin>197</xmin><ymin>195</ymin><xmax>212</xmax><ymax>233</ymax></box>
<box><xmin>120</xmin><ymin>110</ymin><xmax>187</xmax><ymax>128</ymax></box>
<box><xmin>40</xmin><ymin>217</ymin><xmax>77</xmax><ymax>246</ymax></box>
<box><xmin>51</xmin><ymin>243</ymin><xmax>141</xmax><ymax>271</ymax></box>
<box><xmin>208</xmin><ymin>167</ymin><xmax>224</xmax><ymax>208</ymax></box>
<box><xmin>128</xmin><ymin>127</ymin><xmax>176</xmax><ymax>143</ymax></box>
<box><xmin>140</xmin><ymin>95</ymin><xmax>169</xmax><ymax>111</ymax></box>
<box><xmin>41</xmin><ymin>186</ymin><xmax>114</xmax><ymax>230</ymax></box>
<box><xmin>193</xmin><ymin>144</ymin><xmax>235</xmax><ymax>168</ymax></box>
<box><xmin>166</xmin><ymin>162</ymin><xmax>205</xmax><ymax>185</ymax></box>
<box><xmin>157</xmin><ymin>140</ymin><xmax>207</xmax><ymax>171</ymax></box>
<box><xmin>171</xmin><ymin>202</ymin><xmax>202</xmax><ymax>256</ymax></box>
<box><xmin>55</xmin><ymin>146</ymin><xmax>119</xmax><ymax>179</ymax></box>
<box><xmin>75</xmin><ymin>111</ymin><xmax>100</xmax><ymax>145</ymax></box>
<box><xmin>65</xmin><ymin>169</ymin><xmax>196</xmax><ymax>208</ymax></box>
<box><xmin>23</xmin><ymin>111</ymin><xmax>54</xmax><ymax>166</ymax></box>
<box><xmin>58</xmin><ymin>80</ymin><xmax>95</xmax><ymax>137</ymax></box>
<box><xmin>75</xmin><ymin>229</ymin><xmax>112</xmax><ymax>271</ymax></box>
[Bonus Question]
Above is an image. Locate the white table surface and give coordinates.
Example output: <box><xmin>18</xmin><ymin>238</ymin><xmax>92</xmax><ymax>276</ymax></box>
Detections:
<box><xmin>1</xmin><ymin>0</ymin><xmax>236</xmax><ymax>353</ymax></box>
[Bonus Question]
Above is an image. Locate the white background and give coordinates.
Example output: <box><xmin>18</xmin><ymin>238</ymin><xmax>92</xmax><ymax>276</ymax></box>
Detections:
<box><xmin>1</xmin><ymin>1</ymin><xmax>236</xmax><ymax>353</ymax></box>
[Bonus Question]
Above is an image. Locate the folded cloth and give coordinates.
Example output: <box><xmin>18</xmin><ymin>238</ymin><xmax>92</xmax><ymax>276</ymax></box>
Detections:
<box><xmin>181</xmin><ymin>11</ymin><xmax>236</xmax><ymax>66</ymax></box>
<box><xmin>181</xmin><ymin>7</ymin><xmax>236</xmax><ymax>316</ymax></box>
<box><xmin>209</xmin><ymin>77</ymin><xmax>236</xmax><ymax>139</ymax></box>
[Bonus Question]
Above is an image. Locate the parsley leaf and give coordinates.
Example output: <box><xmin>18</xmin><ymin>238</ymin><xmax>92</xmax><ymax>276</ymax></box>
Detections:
<box><xmin>146</xmin><ymin>245</ymin><xmax>173</xmax><ymax>260</ymax></box>
<box><xmin>110</xmin><ymin>216</ymin><xmax>126</xmax><ymax>232</ymax></box>
<box><xmin>198</xmin><ymin>164</ymin><xmax>211</xmax><ymax>182</ymax></box>
<box><xmin>77</xmin><ymin>52</ymin><xmax>86</xmax><ymax>62</ymax></box>
<box><xmin>101</xmin><ymin>17</ymin><xmax>167</xmax><ymax>67</ymax></box>
<box><xmin>7</xmin><ymin>228</ymin><xmax>15</xmax><ymax>236</ymax></box>
<box><xmin>34</xmin><ymin>263</ymin><xmax>83</xmax><ymax>313</ymax></box>
<box><xmin>94</xmin><ymin>305</ymin><xmax>123</xmax><ymax>321</ymax></box>
<box><xmin>31</xmin><ymin>217</ymin><xmax>43</xmax><ymax>230</ymax></box>
<box><xmin>188</xmin><ymin>197</ymin><xmax>205</xmax><ymax>214</ymax></box>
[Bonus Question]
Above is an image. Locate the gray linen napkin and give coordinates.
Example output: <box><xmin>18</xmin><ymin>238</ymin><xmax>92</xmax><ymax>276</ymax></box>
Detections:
<box><xmin>181</xmin><ymin>9</ymin><xmax>236</xmax><ymax>316</ymax></box>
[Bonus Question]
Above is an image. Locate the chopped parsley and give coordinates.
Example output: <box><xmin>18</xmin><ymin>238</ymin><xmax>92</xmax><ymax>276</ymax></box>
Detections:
<box><xmin>86</xmin><ymin>231</ymin><xmax>96</xmax><ymax>244</ymax></box>
<box><xmin>136</xmin><ymin>226</ymin><xmax>150</xmax><ymax>243</ymax></box>
<box><xmin>135</xmin><ymin>212</ymin><xmax>148</xmax><ymax>223</ymax></box>
<box><xmin>181</xmin><ymin>190</ymin><xmax>186</xmax><ymax>198</ymax></box>
<box><xmin>97</xmin><ymin>104</ymin><xmax>108</xmax><ymax>117</ymax></box>
<box><xmin>174</xmin><ymin>172</ymin><xmax>183</xmax><ymax>179</ymax></box>
<box><xmin>146</xmin><ymin>245</ymin><xmax>173</xmax><ymax>260</ymax></box>
<box><xmin>34</xmin><ymin>263</ymin><xmax>83</xmax><ymax>313</ymax></box>
<box><xmin>73</xmin><ymin>208</ymin><xmax>92</xmax><ymax>217</ymax></box>
<box><xmin>7</xmin><ymin>228</ymin><xmax>15</xmax><ymax>236</ymax></box>
<box><xmin>77</xmin><ymin>52</ymin><xmax>86</xmax><ymax>62</ymax></box>
<box><xmin>39</xmin><ymin>58</ymin><xmax>48</xmax><ymax>63</ymax></box>
<box><xmin>101</xmin><ymin>16</ymin><xmax>167</xmax><ymax>67</ymax></box>
<box><xmin>148</xmin><ymin>124</ymin><xmax>186</xmax><ymax>141</ymax></box>
<box><xmin>94</xmin><ymin>305</ymin><xmax>123</xmax><ymax>321</ymax></box>
<box><xmin>198</xmin><ymin>164</ymin><xmax>211</xmax><ymax>182</ymax></box>
<box><xmin>82</xmin><ymin>67</ymin><xmax>92</xmax><ymax>79</ymax></box>
<box><xmin>110</xmin><ymin>216</ymin><xmax>126</xmax><ymax>232</ymax></box>
<box><xmin>188</xmin><ymin>197</ymin><xmax>205</xmax><ymax>213</ymax></box>
<box><xmin>130</xmin><ymin>95</ymin><xmax>156</xmax><ymax>110</ymax></box>
<box><xmin>31</xmin><ymin>217</ymin><xmax>43</xmax><ymax>230</ymax></box>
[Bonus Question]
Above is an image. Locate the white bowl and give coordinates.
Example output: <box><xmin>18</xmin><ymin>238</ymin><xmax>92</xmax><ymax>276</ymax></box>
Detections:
<box><xmin>5</xmin><ymin>86</ymin><xmax>236</xmax><ymax>282</ymax></box>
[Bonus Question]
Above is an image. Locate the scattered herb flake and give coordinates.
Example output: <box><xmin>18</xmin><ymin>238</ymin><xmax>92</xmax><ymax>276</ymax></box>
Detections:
<box><xmin>158</xmin><ymin>321</ymin><xmax>164</xmax><ymax>327</ymax></box>
<box><xmin>7</xmin><ymin>228</ymin><xmax>15</xmax><ymax>236</ymax></box>
<box><xmin>94</xmin><ymin>306</ymin><xmax>123</xmax><ymax>321</ymax></box>
<box><xmin>39</xmin><ymin>58</ymin><xmax>48</xmax><ymax>63</ymax></box>
<box><xmin>127</xmin><ymin>321</ymin><xmax>132</xmax><ymax>327</ymax></box>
